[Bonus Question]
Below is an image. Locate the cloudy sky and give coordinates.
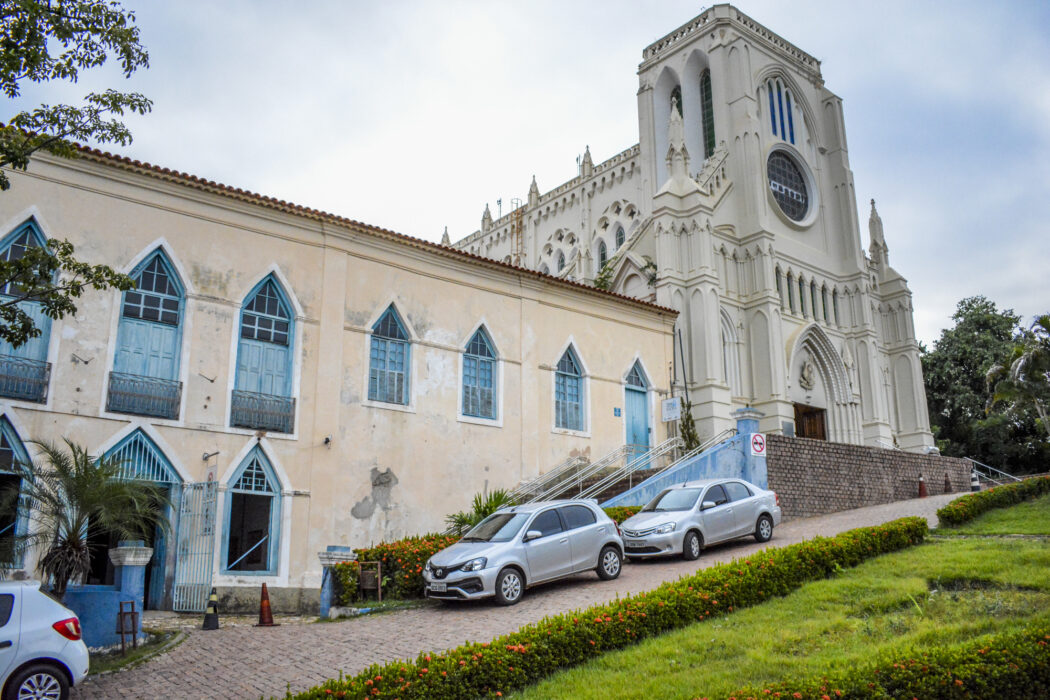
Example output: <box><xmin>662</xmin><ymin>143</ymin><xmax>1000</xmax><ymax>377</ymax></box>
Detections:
<box><xmin>9</xmin><ymin>0</ymin><xmax>1049</xmax><ymax>345</ymax></box>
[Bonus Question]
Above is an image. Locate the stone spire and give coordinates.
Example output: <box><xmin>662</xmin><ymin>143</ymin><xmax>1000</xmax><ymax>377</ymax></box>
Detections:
<box><xmin>528</xmin><ymin>175</ymin><xmax>540</xmax><ymax>207</ymax></box>
<box><xmin>868</xmin><ymin>199</ymin><xmax>888</xmax><ymax>267</ymax></box>
<box><xmin>657</xmin><ymin>93</ymin><xmax>701</xmax><ymax>197</ymax></box>
<box><xmin>482</xmin><ymin>203</ymin><xmax>493</xmax><ymax>232</ymax></box>
<box><xmin>441</xmin><ymin>226</ymin><xmax>450</xmax><ymax>245</ymax></box>
<box><xmin>581</xmin><ymin>146</ymin><xmax>593</xmax><ymax>178</ymax></box>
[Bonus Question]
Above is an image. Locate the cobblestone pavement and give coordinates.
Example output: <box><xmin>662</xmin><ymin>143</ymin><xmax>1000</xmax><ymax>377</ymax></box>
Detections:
<box><xmin>75</xmin><ymin>494</ymin><xmax>956</xmax><ymax>700</ymax></box>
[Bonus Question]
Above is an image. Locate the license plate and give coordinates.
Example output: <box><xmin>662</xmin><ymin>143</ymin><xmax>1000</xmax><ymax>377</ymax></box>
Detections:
<box><xmin>429</xmin><ymin>582</ymin><xmax>447</xmax><ymax>592</ymax></box>
<box><xmin>626</xmin><ymin>539</ymin><xmax>645</xmax><ymax>547</ymax></box>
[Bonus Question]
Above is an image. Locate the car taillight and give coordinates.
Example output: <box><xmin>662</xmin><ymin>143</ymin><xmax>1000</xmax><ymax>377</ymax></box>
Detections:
<box><xmin>774</xmin><ymin>492</ymin><xmax>780</xmax><ymax>507</ymax></box>
<box><xmin>52</xmin><ymin>618</ymin><xmax>81</xmax><ymax>641</ymax></box>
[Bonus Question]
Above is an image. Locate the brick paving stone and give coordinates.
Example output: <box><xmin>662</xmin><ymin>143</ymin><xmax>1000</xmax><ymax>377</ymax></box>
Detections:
<box><xmin>74</xmin><ymin>494</ymin><xmax>957</xmax><ymax>700</ymax></box>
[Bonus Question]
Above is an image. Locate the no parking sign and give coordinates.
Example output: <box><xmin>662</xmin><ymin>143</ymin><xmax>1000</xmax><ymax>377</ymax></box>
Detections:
<box><xmin>750</xmin><ymin>433</ymin><xmax>766</xmax><ymax>457</ymax></box>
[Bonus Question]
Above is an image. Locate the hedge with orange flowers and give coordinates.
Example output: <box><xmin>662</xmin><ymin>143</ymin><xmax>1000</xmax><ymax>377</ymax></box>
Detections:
<box><xmin>728</xmin><ymin>625</ymin><xmax>1050</xmax><ymax>699</ymax></box>
<box><xmin>936</xmin><ymin>475</ymin><xmax>1050</xmax><ymax>526</ymax></box>
<box><xmin>293</xmin><ymin>517</ymin><xmax>928</xmax><ymax>699</ymax></box>
<box><xmin>333</xmin><ymin>533</ymin><xmax>460</xmax><ymax>604</ymax></box>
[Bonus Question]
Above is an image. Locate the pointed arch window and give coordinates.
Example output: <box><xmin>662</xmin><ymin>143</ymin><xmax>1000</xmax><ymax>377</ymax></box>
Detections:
<box><xmin>626</xmin><ymin>363</ymin><xmax>646</xmax><ymax>388</ymax></box>
<box><xmin>369</xmin><ymin>306</ymin><xmax>410</xmax><ymax>405</ymax></box>
<box><xmin>232</xmin><ymin>276</ymin><xmax>296</xmax><ymax>433</ymax></box>
<box><xmin>810</xmin><ymin>281</ymin><xmax>818</xmax><ymax>322</ymax></box>
<box><xmin>787</xmin><ymin>272</ymin><xmax>796</xmax><ymax>313</ymax></box>
<box><xmin>555</xmin><ymin>347</ymin><xmax>584</xmax><ymax>431</ymax></box>
<box><xmin>106</xmin><ymin>429</ymin><xmax>181</xmax><ymax>485</ymax></box>
<box><xmin>597</xmin><ymin>240</ymin><xmax>608</xmax><ymax>270</ymax></box>
<box><xmin>832</xmin><ymin>290</ymin><xmax>841</xmax><ymax>326</ymax></box>
<box><xmin>109</xmin><ymin>249</ymin><xmax>184</xmax><ymax>419</ymax></box>
<box><xmin>766</xmin><ymin>78</ymin><xmax>796</xmax><ymax>145</ymax></box>
<box><xmin>700</xmin><ymin>69</ymin><xmax>715</xmax><ymax>158</ymax></box>
<box><xmin>223</xmin><ymin>447</ymin><xmax>281</xmax><ymax>574</ymax></box>
<box><xmin>556</xmin><ymin>250</ymin><xmax>565</xmax><ymax>273</ymax></box>
<box><xmin>0</xmin><ymin>418</ymin><xmax>31</xmax><ymax>567</ymax></box>
<box><xmin>798</xmin><ymin>277</ymin><xmax>807</xmax><ymax>317</ymax></box>
<box><xmin>775</xmin><ymin>268</ymin><xmax>785</xmax><ymax>310</ymax></box>
<box><xmin>821</xmin><ymin>286</ymin><xmax>830</xmax><ymax>324</ymax></box>
<box><xmin>462</xmin><ymin>327</ymin><xmax>497</xmax><ymax>420</ymax></box>
<box><xmin>615</xmin><ymin>226</ymin><xmax>625</xmax><ymax>249</ymax></box>
<box><xmin>0</xmin><ymin>221</ymin><xmax>52</xmax><ymax>403</ymax></box>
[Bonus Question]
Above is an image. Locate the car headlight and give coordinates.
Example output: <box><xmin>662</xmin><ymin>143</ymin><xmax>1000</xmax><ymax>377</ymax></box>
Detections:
<box><xmin>425</xmin><ymin>559</ymin><xmax>433</xmax><ymax>572</ymax></box>
<box><xmin>655</xmin><ymin>522</ymin><xmax>676</xmax><ymax>534</ymax></box>
<box><xmin>461</xmin><ymin>557</ymin><xmax>487</xmax><ymax>572</ymax></box>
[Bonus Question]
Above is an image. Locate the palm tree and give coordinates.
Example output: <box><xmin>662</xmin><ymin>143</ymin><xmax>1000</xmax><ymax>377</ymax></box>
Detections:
<box><xmin>987</xmin><ymin>314</ymin><xmax>1050</xmax><ymax>439</ymax></box>
<box><xmin>0</xmin><ymin>439</ymin><xmax>171</xmax><ymax>599</ymax></box>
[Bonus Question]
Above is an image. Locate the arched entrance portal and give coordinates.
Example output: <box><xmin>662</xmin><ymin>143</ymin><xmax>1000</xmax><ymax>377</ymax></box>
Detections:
<box><xmin>787</xmin><ymin>325</ymin><xmax>861</xmax><ymax>444</ymax></box>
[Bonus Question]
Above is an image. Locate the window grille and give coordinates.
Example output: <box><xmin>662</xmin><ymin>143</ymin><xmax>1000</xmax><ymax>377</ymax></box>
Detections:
<box><xmin>463</xmin><ymin>328</ymin><xmax>496</xmax><ymax>419</ymax></box>
<box><xmin>123</xmin><ymin>255</ymin><xmax>181</xmax><ymax>326</ymax></box>
<box><xmin>107</xmin><ymin>430</ymin><xmax>180</xmax><ymax>484</ymax></box>
<box><xmin>598</xmin><ymin>241</ymin><xmax>608</xmax><ymax>270</ymax></box>
<box><xmin>626</xmin><ymin>362</ymin><xmax>647</xmax><ymax>388</ymax></box>
<box><xmin>241</xmin><ymin>280</ymin><xmax>290</xmax><ymax>345</ymax></box>
<box><xmin>615</xmin><ymin>226</ymin><xmax>625</xmax><ymax>249</ymax></box>
<box><xmin>369</xmin><ymin>307</ymin><xmax>409</xmax><ymax>404</ymax></box>
<box><xmin>555</xmin><ymin>349</ymin><xmax>583</xmax><ymax>431</ymax></box>
<box><xmin>0</xmin><ymin>226</ymin><xmax>44</xmax><ymax>296</ymax></box>
<box><xmin>232</xmin><ymin>455</ymin><xmax>275</xmax><ymax>493</ymax></box>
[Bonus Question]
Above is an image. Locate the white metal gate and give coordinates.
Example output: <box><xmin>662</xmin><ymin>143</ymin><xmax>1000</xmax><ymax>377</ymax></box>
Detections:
<box><xmin>172</xmin><ymin>481</ymin><xmax>217</xmax><ymax>612</ymax></box>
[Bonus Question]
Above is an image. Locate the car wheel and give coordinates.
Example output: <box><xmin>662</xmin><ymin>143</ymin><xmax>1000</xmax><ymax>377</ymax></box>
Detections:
<box><xmin>682</xmin><ymin>530</ymin><xmax>703</xmax><ymax>561</ymax></box>
<box><xmin>5</xmin><ymin>663</ymin><xmax>69</xmax><ymax>700</ymax></box>
<box><xmin>754</xmin><ymin>514</ymin><xmax>774</xmax><ymax>543</ymax></box>
<box><xmin>494</xmin><ymin>567</ymin><xmax>524</xmax><ymax>606</ymax></box>
<box><xmin>596</xmin><ymin>545</ymin><xmax>622</xmax><ymax>580</ymax></box>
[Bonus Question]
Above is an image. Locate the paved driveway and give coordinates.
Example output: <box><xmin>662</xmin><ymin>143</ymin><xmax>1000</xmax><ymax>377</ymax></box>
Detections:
<box><xmin>75</xmin><ymin>494</ymin><xmax>956</xmax><ymax>700</ymax></box>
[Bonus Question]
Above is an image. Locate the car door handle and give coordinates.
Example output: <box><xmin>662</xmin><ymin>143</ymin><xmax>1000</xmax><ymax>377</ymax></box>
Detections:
<box><xmin>559</xmin><ymin>538</ymin><xmax>568</xmax><ymax>544</ymax></box>
<box><xmin>0</xmin><ymin>641</ymin><xmax>10</xmax><ymax>649</ymax></box>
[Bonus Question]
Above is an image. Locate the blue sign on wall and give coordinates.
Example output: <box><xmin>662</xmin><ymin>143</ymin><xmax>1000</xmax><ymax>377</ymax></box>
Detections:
<box><xmin>613</xmin><ymin>407</ymin><xmax>621</xmax><ymax>417</ymax></box>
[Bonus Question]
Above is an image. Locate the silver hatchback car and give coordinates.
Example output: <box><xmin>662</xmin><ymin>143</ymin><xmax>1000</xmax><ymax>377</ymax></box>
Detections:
<box><xmin>620</xmin><ymin>478</ymin><xmax>781</xmax><ymax>561</ymax></box>
<box><xmin>423</xmin><ymin>500</ymin><xmax>624</xmax><ymax>605</ymax></box>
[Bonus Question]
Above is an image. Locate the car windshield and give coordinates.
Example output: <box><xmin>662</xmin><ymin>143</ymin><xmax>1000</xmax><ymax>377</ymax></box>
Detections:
<box><xmin>460</xmin><ymin>512</ymin><xmax>530</xmax><ymax>542</ymax></box>
<box><xmin>642</xmin><ymin>488</ymin><xmax>702</xmax><ymax>512</ymax></box>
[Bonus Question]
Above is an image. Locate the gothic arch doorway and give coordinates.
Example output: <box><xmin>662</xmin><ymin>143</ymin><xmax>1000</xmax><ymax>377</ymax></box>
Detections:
<box><xmin>787</xmin><ymin>324</ymin><xmax>860</xmax><ymax>444</ymax></box>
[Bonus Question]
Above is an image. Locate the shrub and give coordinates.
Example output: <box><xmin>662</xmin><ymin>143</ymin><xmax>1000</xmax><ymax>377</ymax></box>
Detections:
<box><xmin>937</xmin><ymin>475</ymin><xmax>1050</xmax><ymax>526</ymax></box>
<box><xmin>445</xmin><ymin>489</ymin><xmax>516</xmax><ymax>536</ymax></box>
<box><xmin>332</xmin><ymin>533</ymin><xmax>459</xmax><ymax>604</ymax></box>
<box><xmin>602</xmin><ymin>506</ymin><xmax>640</xmax><ymax>525</ymax></box>
<box><xmin>293</xmin><ymin>517</ymin><xmax>928</xmax><ymax>699</ymax></box>
<box><xmin>732</xmin><ymin>625</ymin><xmax>1050</xmax><ymax>699</ymax></box>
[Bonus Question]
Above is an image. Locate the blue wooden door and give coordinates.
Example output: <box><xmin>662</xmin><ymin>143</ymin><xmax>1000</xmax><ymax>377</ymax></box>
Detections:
<box><xmin>625</xmin><ymin>385</ymin><xmax>650</xmax><ymax>465</ymax></box>
<box><xmin>0</xmin><ymin>301</ymin><xmax>50</xmax><ymax>361</ymax></box>
<box><xmin>236</xmin><ymin>339</ymin><xmax>290</xmax><ymax>396</ymax></box>
<box><xmin>115</xmin><ymin>318</ymin><xmax>179</xmax><ymax>380</ymax></box>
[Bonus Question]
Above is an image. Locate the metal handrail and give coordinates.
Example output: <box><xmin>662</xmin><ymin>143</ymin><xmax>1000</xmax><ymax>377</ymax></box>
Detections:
<box><xmin>515</xmin><ymin>442</ymin><xmax>645</xmax><ymax>504</ymax></box>
<box><xmin>593</xmin><ymin>428</ymin><xmax>738</xmax><ymax>503</ymax></box>
<box><xmin>507</xmin><ymin>454</ymin><xmax>587</xmax><ymax>503</ymax></box>
<box><xmin>577</xmin><ymin>437</ymin><xmax>684</xmax><ymax>500</ymax></box>
<box><xmin>969</xmin><ymin>458</ymin><xmax>1022</xmax><ymax>485</ymax></box>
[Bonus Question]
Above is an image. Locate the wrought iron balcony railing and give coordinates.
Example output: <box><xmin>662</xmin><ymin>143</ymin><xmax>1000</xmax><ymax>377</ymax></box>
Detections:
<box><xmin>106</xmin><ymin>371</ymin><xmax>182</xmax><ymax>420</ymax></box>
<box><xmin>0</xmin><ymin>354</ymin><xmax>51</xmax><ymax>403</ymax></box>
<box><xmin>230</xmin><ymin>389</ymin><xmax>295</xmax><ymax>434</ymax></box>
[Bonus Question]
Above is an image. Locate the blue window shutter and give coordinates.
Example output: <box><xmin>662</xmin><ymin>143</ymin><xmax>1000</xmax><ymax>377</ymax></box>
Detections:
<box><xmin>235</xmin><ymin>277</ymin><xmax>294</xmax><ymax>399</ymax></box>
<box><xmin>369</xmin><ymin>306</ymin><xmax>410</xmax><ymax>404</ymax></box>
<box><xmin>115</xmin><ymin>250</ymin><xmax>184</xmax><ymax>381</ymax></box>
<box><xmin>555</xmin><ymin>348</ymin><xmax>583</xmax><ymax>431</ymax></box>
<box><xmin>0</xmin><ymin>222</ymin><xmax>52</xmax><ymax>363</ymax></box>
<box><xmin>463</xmin><ymin>328</ymin><xmax>496</xmax><ymax>419</ymax></box>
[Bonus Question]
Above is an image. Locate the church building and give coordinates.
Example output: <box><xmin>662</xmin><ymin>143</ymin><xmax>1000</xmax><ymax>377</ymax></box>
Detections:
<box><xmin>454</xmin><ymin>4</ymin><xmax>935</xmax><ymax>452</ymax></box>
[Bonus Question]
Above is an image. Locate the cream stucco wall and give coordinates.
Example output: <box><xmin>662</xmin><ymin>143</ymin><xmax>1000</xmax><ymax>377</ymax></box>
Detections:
<box><xmin>0</xmin><ymin>152</ymin><xmax>676</xmax><ymax>602</ymax></box>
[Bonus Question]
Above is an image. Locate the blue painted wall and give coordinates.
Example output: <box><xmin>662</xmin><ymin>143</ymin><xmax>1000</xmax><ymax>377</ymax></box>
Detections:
<box><xmin>64</xmin><ymin>543</ymin><xmax>148</xmax><ymax>648</ymax></box>
<box><xmin>602</xmin><ymin>410</ymin><xmax>768</xmax><ymax>507</ymax></box>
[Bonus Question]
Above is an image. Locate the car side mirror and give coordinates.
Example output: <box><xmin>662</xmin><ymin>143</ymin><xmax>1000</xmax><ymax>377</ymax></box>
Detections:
<box><xmin>701</xmin><ymin>501</ymin><xmax>716</xmax><ymax>510</ymax></box>
<box><xmin>524</xmin><ymin>530</ymin><xmax>542</xmax><ymax>541</ymax></box>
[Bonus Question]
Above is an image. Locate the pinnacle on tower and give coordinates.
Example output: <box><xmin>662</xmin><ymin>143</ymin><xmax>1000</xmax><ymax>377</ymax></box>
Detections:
<box><xmin>441</xmin><ymin>226</ymin><xmax>450</xmax><ymax>245</ymax></box>
<box><xmin>868</xmin><ymin>198</ymin><xmax>888</xmax><ymax>265</ymax></box>
<box><xmin>482</xmin><ymin>203</ymin><xmax>493</xmax><ymax>232</ymax></box>
<box><xmin>528</xmin><ymin>174</ymin><xmax>540</xmax><ymax>207</ymax></box>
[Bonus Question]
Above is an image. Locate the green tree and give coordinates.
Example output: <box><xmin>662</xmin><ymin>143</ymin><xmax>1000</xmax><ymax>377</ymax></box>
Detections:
<box><xmin>1</xmin><ymin>0</ymin><xmax>152</xmax><ymax>191</ymax></box>
<box><xmin>0</xmin><ymin>0</ymin><xmax>148</xmax><ymax>347</ymax></box>
<box><xmin>1</xmin><ymin>439</ymin><xmax>170</xmax><ymax>599</ymax></box>
<box><xmin>921</xmin><ymin>297</ymin><xmax>1050</xmax><ymax>473</ymax></box>
<box><xmin>987</xmin><ymin>314</ymin><xmax>1050</xmax><ymax>440</ymax></box>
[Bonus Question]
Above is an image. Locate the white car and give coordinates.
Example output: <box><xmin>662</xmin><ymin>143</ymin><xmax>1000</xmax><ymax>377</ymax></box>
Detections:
<box><xmin>0</xmin><ymin>581</ymin><xmax>89</xmax><ymax>700</ymax></box>
<box><xmin>620</xmin><ymin>478</ymin><xmax>782</xmax><ymax>560</ymax></box>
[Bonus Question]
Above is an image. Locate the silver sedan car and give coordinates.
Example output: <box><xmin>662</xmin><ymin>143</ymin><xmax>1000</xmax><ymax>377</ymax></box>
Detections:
<box><xmin>423</xmin><ymin>500</ymin><xmax>624</xmax><ymax>605</ymax></box>
<box><xmin>620</xmin><ymin>478</ymin><xmax>782</xmax><ymax>561</ymax></box>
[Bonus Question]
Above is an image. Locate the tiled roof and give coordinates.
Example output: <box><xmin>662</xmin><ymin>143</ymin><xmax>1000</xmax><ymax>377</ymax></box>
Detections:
<box><xmin>71</xmin><ymin>145</ymin><xmax>676</xmax><ymax>316</ymax></box>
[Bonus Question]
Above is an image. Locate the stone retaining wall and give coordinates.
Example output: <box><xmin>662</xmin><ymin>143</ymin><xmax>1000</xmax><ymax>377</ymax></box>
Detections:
<box><xmin>766</xmin><ymin>435</ymin><xmax>971</xmax><ymax>518</ymax></box>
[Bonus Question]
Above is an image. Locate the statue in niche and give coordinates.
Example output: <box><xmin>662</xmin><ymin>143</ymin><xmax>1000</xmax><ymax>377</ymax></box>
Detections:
<box><xmin>841</xmin><ymin>344</ymin><xmax>855</xmax><ymax>389</ymax></box>
<box><xmin>799</xmin><ymin>360</ymin><xmax>816</xmax><ymax>391</ymax></box>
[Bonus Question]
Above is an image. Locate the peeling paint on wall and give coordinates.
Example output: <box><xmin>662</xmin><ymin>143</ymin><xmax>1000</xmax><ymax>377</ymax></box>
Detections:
<box><xmin>350</xmin><ymin>467</ymin><xmax>399</xmax><ymax>519</ymax></box>
<box><xmin>344</xmin><ymin>309</ymin><xmax>371</xmax><ymax>327</ymax></box>
<box><xmin>191</xmin><ymin>263</ymin><xmax>235</xmax><ymax>297</ymax></box>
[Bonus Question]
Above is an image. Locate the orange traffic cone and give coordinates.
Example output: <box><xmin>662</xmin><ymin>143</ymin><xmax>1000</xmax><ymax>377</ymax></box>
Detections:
<box><xmin>918</xmin><ymin>473</ymin><xmax>927</xmax><ymax>498</ymax></box>
<box><xmin>255</xmin><ymin>582</ymin><xmax>279</xmax><ymax>627</ymax></box>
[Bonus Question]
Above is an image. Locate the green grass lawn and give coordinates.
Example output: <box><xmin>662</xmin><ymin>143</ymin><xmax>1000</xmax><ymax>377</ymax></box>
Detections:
<box><xmin>513</xmin><ymin>537</ymin><xmax>1050</xmax><ymax>700</ymax></box>
<box><xmin>939</xmin><ymin>491</ymin><xmax>1050</xmax><ymax>535</ymax></box>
